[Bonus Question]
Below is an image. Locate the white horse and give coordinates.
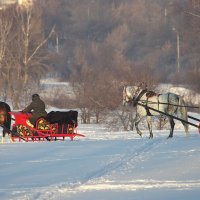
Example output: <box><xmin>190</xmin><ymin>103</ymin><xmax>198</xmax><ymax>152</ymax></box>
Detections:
<box><xmin>123</xmin><ymin>86</ymin><xmax>189</xmax><ymax>138</ymax></box>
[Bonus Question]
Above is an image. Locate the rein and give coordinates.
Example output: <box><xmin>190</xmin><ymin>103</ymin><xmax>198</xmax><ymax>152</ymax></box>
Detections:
<box><xmin>132</xmin><ymin>89</ymin><xmax>155</xmax><ymax>116</ymax></box>
<box><xmin>138</xmin><ymin>100</ymin><xmax>199</xmax><ymax>109</ymax></box>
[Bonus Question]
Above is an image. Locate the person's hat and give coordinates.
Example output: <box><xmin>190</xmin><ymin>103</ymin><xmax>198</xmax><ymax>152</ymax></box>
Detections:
<box><xmin>32</xmin><ymin>93</ymin><xmax>40</xmax><ymax>100</ymax></box>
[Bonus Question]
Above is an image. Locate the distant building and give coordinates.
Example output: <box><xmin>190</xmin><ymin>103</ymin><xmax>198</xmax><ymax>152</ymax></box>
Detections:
<box><xmin>18</xmin><ymin>0</ymin><xmax>33</xmax><ymax>7</ymax></box>
<box><xmin>0</xmin><ymin>0</ymin><xmax>33</xmax><ymax>9</ymax></box>
<box><xmin>0</xmin><ymin>0</ymin><xmax>15</xmax><ymax>4</ymax></box>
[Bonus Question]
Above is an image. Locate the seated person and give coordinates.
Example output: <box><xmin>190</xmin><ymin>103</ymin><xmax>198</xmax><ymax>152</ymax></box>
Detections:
<box><xmin>22</xmin><ymin>94</ymin><xmax>47</xmax><ymax>127</ymax></box>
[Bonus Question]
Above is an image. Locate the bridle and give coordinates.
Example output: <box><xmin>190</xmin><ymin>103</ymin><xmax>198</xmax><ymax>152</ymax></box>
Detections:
<box><xmin>123</xmin><ymin>87</ymin><xmax>132</xmax><ymax>104</ymax></box>
<box><xmin>123</xmin><ymin>86</ymin><xmax>147</xmax><ymax>106</ymax></box>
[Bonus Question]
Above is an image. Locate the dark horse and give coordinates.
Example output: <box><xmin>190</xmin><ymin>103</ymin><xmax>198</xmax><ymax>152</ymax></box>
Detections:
<box><xmin>0</xmin><ymin>102</ymin><xmax>11</xmax><ymax>143</ymax></box>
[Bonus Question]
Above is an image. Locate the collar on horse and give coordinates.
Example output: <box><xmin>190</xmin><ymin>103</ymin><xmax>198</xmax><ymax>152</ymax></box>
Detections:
<box><xmin>132</xmin><ymin>89</ymin><xmax>160</xmax><ymax>116</ymax></box>
<box><xmin>132</xmin><ymin>89</ymin><xmax>147</xmax><ymax>106</ymax></box>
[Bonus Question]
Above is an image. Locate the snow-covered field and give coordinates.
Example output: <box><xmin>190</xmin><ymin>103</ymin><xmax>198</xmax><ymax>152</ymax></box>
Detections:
<box><xmin>0</xmin><ymin>114</ymin><xmax>200</xmax><ymax>200</ymax></box>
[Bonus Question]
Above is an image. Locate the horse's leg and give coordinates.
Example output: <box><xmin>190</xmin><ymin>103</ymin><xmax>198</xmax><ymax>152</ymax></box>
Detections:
<box><xmin>181</xmin><ymin>121</ymin><xmax>190</xmax><ymax>137</ymax></box>
<box><xmin>1</xmin><ymin>129</ymin><xmax>6</xmax><ymax>143</ymax></box>
<box><xmin>134</xmin><ymin>115</ymin><xmax>143</xmax><ymax>137</ymax></box>
<box><xmin>176</xmin><ymin>95</ymin><xmax>190</xmax><ymax>137</ymax></box>
<box><xmin>168</xmin><ymin>117</ymin><xmax>175</xmax><ymax>138</ymax></box>
<box><xmin>9</xmin><ymin>135</ymin><xmax>13</xmax><ymax>143</ymax></box>
<box><xmin>3</xmin><ymin>129</ymin><xmax>6</xmax><ymax>137</ymax></box>
<box><xmin>146</xmin><ymin>116</ymin><xmax>153</xmax><ymax>139</ymax></box>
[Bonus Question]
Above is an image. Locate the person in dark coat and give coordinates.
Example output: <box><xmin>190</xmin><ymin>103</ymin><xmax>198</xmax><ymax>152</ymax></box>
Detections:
<box><xmin>22</xmin><ymin>94</ymin><xmax>47</xmax><ymax>127</ymax></box>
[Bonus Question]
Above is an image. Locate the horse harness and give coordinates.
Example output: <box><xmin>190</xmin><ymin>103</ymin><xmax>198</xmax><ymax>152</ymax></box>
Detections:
<box><xmin>132</xmin><ymin>89</ymin><xmax>161</xmax><ymax>116</ymax></box>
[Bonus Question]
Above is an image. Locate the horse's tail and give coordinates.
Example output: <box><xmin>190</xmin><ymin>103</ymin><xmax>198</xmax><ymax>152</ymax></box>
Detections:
<box><xmin>177</xmin><ymin>96</ymin><xmax>189</xmax><ymax>136</ymax></box>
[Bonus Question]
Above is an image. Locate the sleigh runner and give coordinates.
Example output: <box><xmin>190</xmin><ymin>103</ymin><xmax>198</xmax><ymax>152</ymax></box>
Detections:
<box><xmin>9</xmin><ymin>111</ymin><xmax>85</xmax><ymax>142</ymax></box>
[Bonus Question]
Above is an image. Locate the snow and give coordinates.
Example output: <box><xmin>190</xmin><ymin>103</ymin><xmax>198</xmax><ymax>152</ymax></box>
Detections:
<box><xmin>0</xmin><ymin>114</ymin><xmax>200</xmax><ymax>200</ymax></box>
<box><xmin>40</xmin><ymin>79</ymin><xmax>75</xmax><ymax>99</ymax></box>
<box><xmin>0</xmin><ymin>81</ymin><xmax>200</xmax><ymax>199</ymax></box>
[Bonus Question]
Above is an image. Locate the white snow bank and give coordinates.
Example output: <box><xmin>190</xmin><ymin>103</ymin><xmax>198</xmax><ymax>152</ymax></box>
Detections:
<box><xmin>0</xmin><ymin>122</ymin><xmax>200</xmax><ymax>200</ymax></box>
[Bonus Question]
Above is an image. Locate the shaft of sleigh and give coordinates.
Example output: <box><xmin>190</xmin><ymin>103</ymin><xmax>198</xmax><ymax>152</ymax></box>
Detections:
<box><xmin>137</xmin><ymin>102</ymin><xmax>199</xmax><ymax>129</ymax></box>
<box><xmin>188</xmin><ymin>115</ymin><xmax>200</xmax><ymax>122</ymax></box>
<box><xmin>139</xmin><ymin>100</ymin><xmax>199</xmax><ymax>109</ymax></box>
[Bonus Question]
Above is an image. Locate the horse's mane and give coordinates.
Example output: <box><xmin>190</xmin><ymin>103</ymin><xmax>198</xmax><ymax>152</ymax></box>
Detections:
<box><xmin>145</xmin><ymin>91</ymin><xmax>157</xmax><ymax>98</ymax></box>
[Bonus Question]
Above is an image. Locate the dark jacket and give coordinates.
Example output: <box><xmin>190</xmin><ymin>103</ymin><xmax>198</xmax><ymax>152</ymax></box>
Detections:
<box><xmin>23</xmin><ymin>96</ymin><xmax>47</xmax><ymax>125</ymax></box>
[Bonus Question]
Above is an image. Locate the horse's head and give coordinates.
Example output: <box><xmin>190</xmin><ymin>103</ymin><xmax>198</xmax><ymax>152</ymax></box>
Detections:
<box><xmin>0</xmin><ymin>109</ymin><xmax>6</xmax><ymax>124</ymax></box>
<box><xmin>123</xmin><ymin>86</ymin><xmax>139</xmax><ymax>106</ymax></box>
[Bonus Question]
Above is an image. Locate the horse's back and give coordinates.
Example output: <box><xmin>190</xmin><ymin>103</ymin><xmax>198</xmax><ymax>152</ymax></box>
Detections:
<box><xmin>138</xmin><ymin>92</ymin><xmax>181</xmax><ymax>116</ymax></box>
<box><xmin>158</xmin><ymin>91</ymin><xmax>177</xmax><ymax>102</ymax></box>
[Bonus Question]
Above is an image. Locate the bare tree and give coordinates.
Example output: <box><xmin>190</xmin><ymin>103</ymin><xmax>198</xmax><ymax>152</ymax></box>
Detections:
<box><xmin>0</xmin><ymin>4</ymin><xmax>54</xmax><ymax>108</ymax></box>
<box><xmin>0</xmin><ymin>7</ymin><xmax>14</xmax><ymax>102</ymax></box>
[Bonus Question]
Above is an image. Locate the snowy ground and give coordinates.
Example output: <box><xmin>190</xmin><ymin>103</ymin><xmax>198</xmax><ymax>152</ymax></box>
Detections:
<box><xmin>0</xmin><ymin>115</ymin><xmax>200</xmax><ymax>200</ymax></box>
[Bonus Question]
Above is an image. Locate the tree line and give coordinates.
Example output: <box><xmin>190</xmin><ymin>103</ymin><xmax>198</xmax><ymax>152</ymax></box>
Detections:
<box><xmin>0</xmin><ymin>3</ymin><xmax>55</xmax><ymax>108</ymax></box>
<box><xmin>43</xmin><ymin>0</ymin><xmax>200</xmax><ymax>89</ymax></box>
<box><xmin>0</xmin><ymin>0</ymin><xmax>199</xmax><ymax>127</ymax></box>
<box><xmin>43</xmin><ymin>0</ymin><xmax>200</xmax><ymax>126</ymax></box>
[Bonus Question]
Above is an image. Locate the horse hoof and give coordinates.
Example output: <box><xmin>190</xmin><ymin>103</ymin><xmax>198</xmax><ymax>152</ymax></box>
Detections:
<box><xmin>167</xmin><ymin>136</ymin><xmax>173</xmax><ymax>139</ymax></box>
<box><xmin>137</xmin><ymin>133</ymin><xmax>142</xmax><ymax>137</ymax></box>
